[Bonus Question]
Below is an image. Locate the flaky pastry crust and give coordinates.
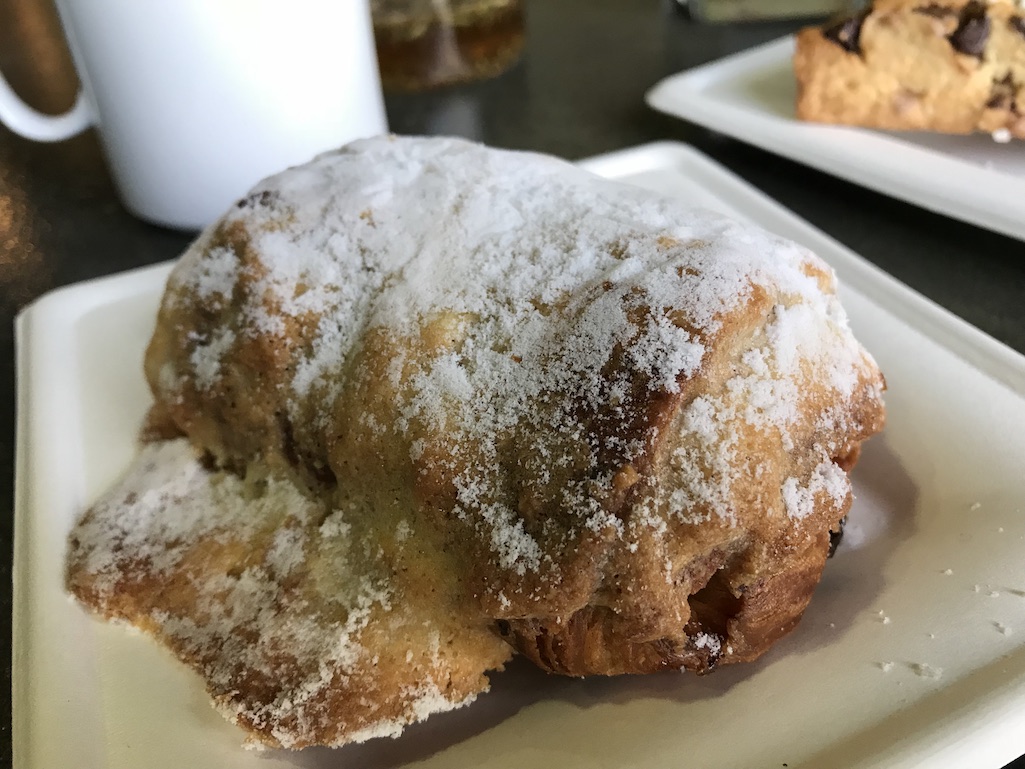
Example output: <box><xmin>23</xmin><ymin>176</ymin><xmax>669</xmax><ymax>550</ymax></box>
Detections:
<box><xmin>66</xmin><ymin>136</ymin><xmax>885</xmax><ymax>748</ymax></box>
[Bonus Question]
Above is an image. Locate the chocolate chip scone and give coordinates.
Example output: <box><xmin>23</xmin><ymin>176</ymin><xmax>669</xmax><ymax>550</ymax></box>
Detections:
<box><xmin>66</xmin><ymin>136</ymin><xmax>885</xmax><ymax>749</ymax></box>
<box><xmin>795</xmin><ymin>0</ymin><xmax>1025</xmax><ymax>138</ymax></box>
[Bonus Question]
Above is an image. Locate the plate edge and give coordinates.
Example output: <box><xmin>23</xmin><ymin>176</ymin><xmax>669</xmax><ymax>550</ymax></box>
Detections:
<box><xmin>11</xmin><ymin>142</ymin><xmax>1025</xmax><ymax>769</ymax></box>
<box><xmin>644</xmin><ymin>37</ymin><xmax>1025</xmax><ymax>243</ymax></box>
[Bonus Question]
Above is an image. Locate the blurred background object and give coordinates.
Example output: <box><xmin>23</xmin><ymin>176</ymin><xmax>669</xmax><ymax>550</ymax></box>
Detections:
<box><xmin>372</xmin><ymin>0</ymin><xmax>525</xmax><ymax>91</ymax></box>
<box><xmin>677</xmin><ymin>0</ymin><xmax>860</xmax><ymax>22</ymax></box>
<box><xmin>0</xmin><ymin>0</ymin><xmax>386</xmax><ymax>230</ymax></box>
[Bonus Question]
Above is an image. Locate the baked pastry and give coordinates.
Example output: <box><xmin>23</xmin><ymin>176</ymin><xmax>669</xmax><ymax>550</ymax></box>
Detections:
<box><xmin>794</xmin><ymin>0</ymin><xmax>1025</xmax><ymax>138</ymax></box>
<box><xmin>68</xmin><ymin>438</ymin><xmax>512</xmax><ymax>747</ymax></box>
<box><xmin>66</xmin><ymin>135</ymin><xmax>886</xmax><ymax>749</ymax></box>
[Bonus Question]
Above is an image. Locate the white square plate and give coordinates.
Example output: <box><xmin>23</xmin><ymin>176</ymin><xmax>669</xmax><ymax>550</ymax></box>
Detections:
<box><xmin>646</xmin><ymin>37</ymin><xmax>1025</xmax><ymax>243</ymax></box>
<box><xmin>14</xmin><ymin>142</ymin><xmax>1025</xmax><ymax>769</ymax></box>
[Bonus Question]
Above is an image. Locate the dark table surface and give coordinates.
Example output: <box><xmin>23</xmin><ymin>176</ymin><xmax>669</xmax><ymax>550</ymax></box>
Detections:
<box><xmin>2</xmin><ymin>1</ymin><xmax>1024</xmax><ymax>767</ymax></box>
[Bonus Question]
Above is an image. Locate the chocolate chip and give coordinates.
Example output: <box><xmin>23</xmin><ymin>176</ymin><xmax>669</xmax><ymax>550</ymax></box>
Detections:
<box><xmin>986</xmin><ymin>73</ymin><xmax>1017</xmax><ymax>110</ymax></box>
<box><xmin>199</xmin><ymin>451</ymin><xmax>219</xmax><ymax>472</ymax></box>
<box><xmin>310</xmin><ymin>461</ymin><xmax>337</xmax><ymax>487</ymax></box>
<box><xmin>278</xmin><ymin>413</ymin><xmax>300</xmax><ymax>467</ymax></box>
<box><xmin>828</xmin><ymin>515</ymin><xmax>847</xmax><ymax>557</ymax></box>
<box><xmin>914</xmin><ymin>3</ymin><xmax>955</xmax><ymax>18</ymax></box>
<box><xmin>1011</xmin><ymin>16</ymin><xmax>1025</xmax><ymax>40</ymax></box>
<box><xmin>949</xmin><ymin>1</ymin><xmax>990</xmax><ymax>58</ymax></box>
<box><xmin>823</xmin><ymin>8</ymin><xmax>871</xmax><ymax>54</ymax></box>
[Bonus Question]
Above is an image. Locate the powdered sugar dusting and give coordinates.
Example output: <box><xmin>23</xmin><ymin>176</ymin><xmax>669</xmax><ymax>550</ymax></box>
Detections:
<box><xmin>182</xmin><ymin>245</ymin><xmax>239</xmax><ymax>302</ymax></box>
<box><xmin>693</xmin><ymin>632</ymin><xmax>722</xmax><ymax>656</ymax></box>
<box><xmin>69</xmin><ymin>137</ymin><xmax>887</xmax><ymax>749</ymax></box>
<box><xmin>67</xmin><ymin>439</ymin><xmax>495</xmax><ymax>749</ymax></box>
<box><xmin>340</xmin><ymin>685</ymin><xmax>479</xmax><ymax>745</ymax></box>
<box><xmin>783</xmin><ymin>459</ymin><xmax>849</xmax><ymax>521</ymax></box>
<box><xmin>189</xmin><ymin>327</ymin><xmax>235</xmax><ymax>391</ymax></box>
<box><xmin>153</xmin><ymin>136</ymin><xmax>880</xmax><ymax>582</ymax></box>
<box><xmin>71</xmin><ymin>438</ymin><xmax>384</xmax><ymax>667</ymax></box>
<box><xmin>661</xmin><ymin>298</ymin><xmax>861</xmax><ymax>527</ymax></box>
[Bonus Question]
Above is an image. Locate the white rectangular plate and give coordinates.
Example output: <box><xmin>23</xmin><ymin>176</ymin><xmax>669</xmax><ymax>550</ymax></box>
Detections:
<box><xmin>14</xmin><ymin>142</ymin><xmax>1025</xmax><ymax>769</ymax></box>
<box><xmin>646</xmin><ymin>37</ymin><xmax>1025</xmax><ymax>243</ymax></box>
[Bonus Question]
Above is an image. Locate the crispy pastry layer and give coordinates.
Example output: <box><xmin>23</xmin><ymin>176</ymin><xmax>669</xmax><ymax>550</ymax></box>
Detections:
<box><xmin>67</xmin><ymin>136</ymin><xmax>885</xmax><ymax>748</ymax></box>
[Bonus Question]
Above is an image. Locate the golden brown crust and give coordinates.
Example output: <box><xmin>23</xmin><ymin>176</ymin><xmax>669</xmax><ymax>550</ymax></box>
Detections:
<box><xmin>493</xmin><ymin>260</ymin><xmax>885</xmax><ymax>676</ymax></box>
<box><xmin>67</xmin><ymin>136</ymin><xmax>885</xmax><ymax>747</ymax></box>
<box><xmin>66</xmin><ymin>440</ymin><xmax>513</xmax><ymax>748</ymax></box>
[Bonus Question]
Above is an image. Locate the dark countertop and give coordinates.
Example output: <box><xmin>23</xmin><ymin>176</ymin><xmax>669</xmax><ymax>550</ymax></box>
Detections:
<box><xmin>2</xmin><ymin>1</ymin><xmax>1024</xmax><ymax>767</ymax></box>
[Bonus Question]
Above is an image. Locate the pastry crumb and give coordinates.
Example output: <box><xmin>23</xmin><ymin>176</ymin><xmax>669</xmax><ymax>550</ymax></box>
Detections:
<box><xmin>909</xmin><ymin>662</ymin><xmax>943</xmax><ymax>680</ymax></box>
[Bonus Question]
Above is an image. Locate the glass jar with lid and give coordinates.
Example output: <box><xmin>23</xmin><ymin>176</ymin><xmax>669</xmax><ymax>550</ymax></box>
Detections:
<box><xmin>371</xmin><ymin>0</ymin><xmax>525</xmax><ymax>91</ymax></box>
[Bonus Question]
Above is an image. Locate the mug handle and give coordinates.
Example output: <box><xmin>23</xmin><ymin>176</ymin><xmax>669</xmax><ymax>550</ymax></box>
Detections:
<box><xmin>0</xmin><ymin>70</ymin><xmax>92</xmax><ymax>142</ymax></box>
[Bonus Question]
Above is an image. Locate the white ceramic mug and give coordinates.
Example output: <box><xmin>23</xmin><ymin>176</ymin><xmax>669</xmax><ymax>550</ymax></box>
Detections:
<box><xmin>0</xmin><ymin>0</ymin><xmax>388</xmax><ymax>230</ymax></box>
